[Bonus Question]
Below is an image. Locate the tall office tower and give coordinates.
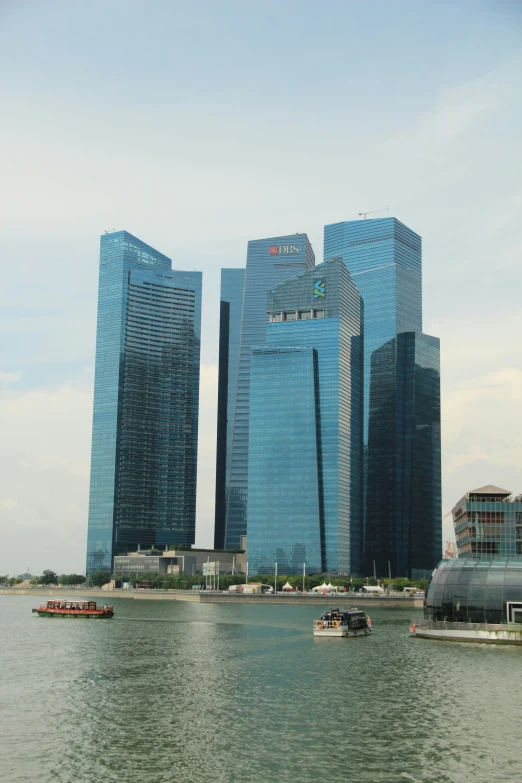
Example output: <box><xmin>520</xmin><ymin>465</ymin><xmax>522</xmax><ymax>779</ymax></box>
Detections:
<box><xmin>224</xmin><ymin>234</ymin><xmax>315</xmax><ymax>549</ymax></box>
<box><xmin>324</xmin><ymin>218</ymin><xmax>422</xmax><ymax>444</ymax></box>
<box><xmin>247</xmin><ymin>258</ymin><xmax>363</xmax><ymax>575</ymax></box>
<box><xmin>365</xmin><ymin>332</ymin><xmax>441</xmax><ymax>578</ymax></box>
<box><xmin>324</xmin><ymin>217</ymin><xmax>441</xmax><ymax>576</ymax></box>
<box><xmin>86</xmin><ymin>231</ymin><xmax>202</xmax><ymax>575</ymax></box>
<box><xmin>214</xmin><ymin>268</ymin><xmax>245</xmax><ymax>549</ymax></box>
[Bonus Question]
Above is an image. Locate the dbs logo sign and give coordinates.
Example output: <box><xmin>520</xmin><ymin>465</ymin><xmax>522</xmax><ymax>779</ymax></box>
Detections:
<box><xmin>269</xmin><ymin>245</ymin><xmax>299</xmax><ymax>255</ymax></box>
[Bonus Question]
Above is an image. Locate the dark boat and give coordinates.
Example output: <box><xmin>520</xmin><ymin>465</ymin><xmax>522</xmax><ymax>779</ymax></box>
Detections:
<box><xmin>313</xmin><ymin>607</ymin><xmax>372</xmax><ymax>637</ymax></box>
<box><xmin>32</xmin><ymin>599</ymin><xmax>114</xmax><ymax>618</ymax></box>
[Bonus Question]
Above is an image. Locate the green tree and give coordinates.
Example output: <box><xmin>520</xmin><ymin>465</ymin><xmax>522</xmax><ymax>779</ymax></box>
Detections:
<box><xmin>59</xmin><ymin>574</ymin><xmax>86</xmax><ymax>586</ymax></box>
<box><xmin>39</xmin><ymin>570</ymin><xmax>58</xmax><ymax>585</ymax></box>
<box><xmin>89</xmin><ymin>571</ymin><xmax>111</xmax><ymax>587</ymax></box>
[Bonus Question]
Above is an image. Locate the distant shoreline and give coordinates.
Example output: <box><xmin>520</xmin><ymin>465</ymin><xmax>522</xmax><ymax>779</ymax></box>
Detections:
<box><xmin>0</xmin><ymin>587</ymin><xmax>423</xmax><ymax>608</ymax></box>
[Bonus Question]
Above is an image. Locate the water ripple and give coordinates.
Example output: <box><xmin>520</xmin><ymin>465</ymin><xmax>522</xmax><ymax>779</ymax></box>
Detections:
<box><xmin>1</xmin><ymin>596</ymin><xmax>521</xmax><ymax>783</ymax></box>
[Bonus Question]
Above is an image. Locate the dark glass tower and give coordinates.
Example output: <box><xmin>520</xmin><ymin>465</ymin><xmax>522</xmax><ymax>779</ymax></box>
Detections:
<box><xmin>324</xmin><ymin>217</ymin><xmax>441</xmax><ymax>576</ymax></box>
<box><xmin>365</xmin><ymin>332</ymin><xmax>441</xmax><ymax>578</ymax></box>
<box><xmin>224</xmin><ymin>234</ymin><xmax>315</xmax><ymax>549</ymax></box>
<box><xmin>247</xmin><ymin>258</ymin><xmax>363</xmax><ymax>575</ymax></box>
<box><xmin>214</xmin><ymin>268</ymin><xmax>245</xmax><ymax>549</ymax></box>
<box><xmin>86</xmin><ymin>231</ymin><xmax>202</xmax><ymax>575</ymax></box>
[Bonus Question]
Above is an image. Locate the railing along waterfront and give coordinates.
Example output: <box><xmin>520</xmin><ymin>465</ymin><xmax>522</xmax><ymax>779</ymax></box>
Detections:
<box><xmin>416</xmin><ymin>619</ymin><xmax>522</xmax><ymax>632</ymax></box>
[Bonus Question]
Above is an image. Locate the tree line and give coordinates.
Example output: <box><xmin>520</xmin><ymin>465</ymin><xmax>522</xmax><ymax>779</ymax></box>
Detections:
<box><xmin>96</xmin><ymin>572</ymin><xmax>429</xmax><ymax>591</ymax></box>
<box><xmin>2</xmin><ymin>570</ymin><xmax>429</xmax><ymax>591</ymax></box>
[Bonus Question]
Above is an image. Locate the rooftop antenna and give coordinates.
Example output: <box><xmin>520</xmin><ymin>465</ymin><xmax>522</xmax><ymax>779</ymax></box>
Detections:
<box><xmin>103</xmin><ymin>229</ymin><xmax>116</xmax><ymax>234</ymax></box>
<box><xmin>358</xmin><ymin>206</ymin><xmax>389</xmax><ymax>220</ymax></box>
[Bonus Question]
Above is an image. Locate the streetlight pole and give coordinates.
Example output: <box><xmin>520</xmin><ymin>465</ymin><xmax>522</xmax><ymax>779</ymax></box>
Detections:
<box><xmin>302</xmin><ymin>562</ymin><xmax>306</xmax><ymax>594</ymax></box>
<box><xmin>274</xmin><ymin>562</ymin><xmax>278</xmax><ymax>594</ymax></box>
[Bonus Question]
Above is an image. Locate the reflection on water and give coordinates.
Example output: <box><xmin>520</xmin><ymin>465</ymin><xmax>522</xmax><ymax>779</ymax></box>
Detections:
<box><xmin>1</xmin><ymin>596</ymin><xmax>522</xmax><ymax>783</ymax></box>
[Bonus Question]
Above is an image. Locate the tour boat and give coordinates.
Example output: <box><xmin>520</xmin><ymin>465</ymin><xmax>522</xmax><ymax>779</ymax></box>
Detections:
<box><xmin>32</xmin><ymin>599</ymin><xmax>114</xmax><ymax>618</ymax></box>
<box><xmin>313</xmin><ymin>607</ymin><xmax>372</xmax><ymax>637</ymax></box>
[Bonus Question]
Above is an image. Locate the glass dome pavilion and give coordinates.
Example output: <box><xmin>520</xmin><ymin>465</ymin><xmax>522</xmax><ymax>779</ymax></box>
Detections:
<box><xmin>425</xmin><ymin>558</ymin><xmax>522</xmax><ymax>625</ymax></box>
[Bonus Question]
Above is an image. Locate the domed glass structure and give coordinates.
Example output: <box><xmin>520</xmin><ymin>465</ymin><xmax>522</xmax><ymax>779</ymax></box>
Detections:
<box><xmin>425</xmin><ymin>558</ymin><xmax>522</xmax><ymax>624</ymax></box>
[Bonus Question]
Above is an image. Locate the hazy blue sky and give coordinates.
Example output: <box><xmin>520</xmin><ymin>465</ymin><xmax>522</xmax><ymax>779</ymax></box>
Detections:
<box><xmin>1</xmin><ymin>0</ymin><xmax>521</xmax><ymax>575</ymax></box>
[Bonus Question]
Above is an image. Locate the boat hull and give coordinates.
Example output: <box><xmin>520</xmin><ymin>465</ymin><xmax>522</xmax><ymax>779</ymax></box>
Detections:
<box><xmin>34</xmin><ymin>610</ymin><xmax>113</xmax><ymax>619</ymax></box>
<box><xmin>313</xmin><ymin>627</ymin><xmax>371</xmax><ymax>638</ymax></box>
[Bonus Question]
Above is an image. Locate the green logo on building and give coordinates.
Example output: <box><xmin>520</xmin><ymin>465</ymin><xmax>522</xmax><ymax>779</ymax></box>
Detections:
<box><xmin>314</xmin><ymin>280</ymin><xmax>325</xmax><ymax>298</ymax></box>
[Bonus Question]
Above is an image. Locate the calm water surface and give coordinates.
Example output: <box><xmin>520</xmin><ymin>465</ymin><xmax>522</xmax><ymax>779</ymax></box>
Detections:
<box><xmin>1</xmin><ymin>595</ymin><xmax>521</xmax><ymax>783</ymax></box>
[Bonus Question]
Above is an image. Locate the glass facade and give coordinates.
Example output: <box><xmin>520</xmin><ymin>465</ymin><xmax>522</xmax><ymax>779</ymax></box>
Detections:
<box><xmin>366</xmin><ymin>332</ymin><xmax>441</xmax><ymax>578</ymax></box>
<box><xmin>425</xmin><ymin>558</ymin><xmax>522</xmax><ymax>624</ymax></box>
<box><xmin>247</xmin><ymin>258</ymin><xmax>363</xmax><ymax>574</ymax></box>
<box><xmin>453</xmin><ymin>487</ymin><xmax>522</xmax><ymax>558</ymax></box>
<box><xmin>248</xmin><ymin>347</ymin><xmax>323</xmax><ymax>574</ymax></box>
<box><xmin>225</xmin><ymin>234</ymin><xmax>315</xmax><ymax>549</ymax></box>
<box><xmin>324</xmin><ymin>217</ymin><xmax>441</xmax><ymax>577</ymax></box>
<box><xmin>324</xmin><ymin>217</ymin><xmax>422</xmax><ymax>446</ymax></box>
<box><xmin>86</xmin><ymin>231</ymin><xmax>202</xmax><ymax>575</ymax></box>
<box><xmin>214</xmin><ymin>268</ymin><xmax>245</xmax><ymax>548</ymax></box>
<box><xmin>113</xmin><ymin>556</ymin><xmax>165</xmax><ymax>576</ymax></box>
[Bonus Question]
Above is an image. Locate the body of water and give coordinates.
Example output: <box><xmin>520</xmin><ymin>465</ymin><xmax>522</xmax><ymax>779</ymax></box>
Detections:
<box><xmin>1</xmin><ymin>595</ymin><xmax>521</xmax><ymax>783</ymax></box>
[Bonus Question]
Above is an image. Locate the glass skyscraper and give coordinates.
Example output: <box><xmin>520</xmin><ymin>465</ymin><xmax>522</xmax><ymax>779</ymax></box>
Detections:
<box><xmin>214</xmin><ymin>268</ymin><xmax>245</xmax><ymax>549</ymax></box>
<box><xmin>86</xmin><ymin>231</ymin><xmax>202</xmax><ymax>575</ymax></box>
<box><xmin>324</xmin><ymin>217</ymin><xmax>441</xmax><ymax>577</ymax></box>
<box><xmin>224</xmin><ymin>234</ymin><xmax>315</xmax><ymax>549</ymax></box>
<box><xmin>247</xmin><ymin>258</ymin><xmax>363</xmax><ymax>575</ymax></box>
<box><xmin>365</xmin><ymin>332</ymin><xmax>441</xmax><ymax>578</ymax></box>
<box><xmin>324</xmin><ymin>218</ymin><xmax>422</xmax><ymax>444</ymax></box>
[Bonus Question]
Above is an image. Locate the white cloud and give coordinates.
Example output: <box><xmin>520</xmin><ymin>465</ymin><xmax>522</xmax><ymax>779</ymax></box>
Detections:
<box><xmin>0</xmin><ymin>384</ymin><xmax>93</xmax><ymax>575</ymax></box>
<box><xmin>443</xmin><ymin>367</ymin><xmax>522</xmax><ymax>471</ymax></box>
<box><xmin>0</xmin><ymin>372</ymin><xmax>22</xmax><ymax>384</ymax></box>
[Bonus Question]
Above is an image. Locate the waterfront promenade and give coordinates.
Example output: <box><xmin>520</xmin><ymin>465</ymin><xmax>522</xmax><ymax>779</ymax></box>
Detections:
<box><xmin>0</xmin><ymin>587</ymin><xmax>424</xmax><ymax>608</ymax></box>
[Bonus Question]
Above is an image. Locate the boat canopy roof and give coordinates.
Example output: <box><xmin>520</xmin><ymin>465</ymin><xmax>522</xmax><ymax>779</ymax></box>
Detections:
<box><xmin>320</xmin><ymin>607</ymin><xmax>365</xmax><ymax>618</ymax></box>
<box><xmin>46</xmin><ymin>599</ymin><xmax>96</xmax><ymax>605</ymax></box>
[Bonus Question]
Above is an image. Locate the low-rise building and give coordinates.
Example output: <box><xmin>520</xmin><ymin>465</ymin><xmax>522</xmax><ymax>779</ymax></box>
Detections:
<box><xmin>452</xmin><ymin>485</ymin><xmax>522</xmax><ymax>558</ymax></box>
<box><xmin>114</xmin><ymin>543</ymin><xmax>246</xmax><ymax>577</ymax></box>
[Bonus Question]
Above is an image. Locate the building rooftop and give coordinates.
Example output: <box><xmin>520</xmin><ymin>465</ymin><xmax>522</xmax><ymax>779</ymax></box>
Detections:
<box><xmin>468</xmin><ymin>485</ymin><xmax>511</xmax><ymax>496</ymax></box>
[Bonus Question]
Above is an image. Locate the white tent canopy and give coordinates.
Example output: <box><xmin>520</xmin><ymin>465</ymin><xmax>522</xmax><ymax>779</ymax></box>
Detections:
<box><xmin>362</xmin><ymin>585</ymin><xmax>384</xmax><ymax>593</ymax></box>
<box><xmin>282</xmin><ymin>582</ymin><xmax>293</xmax><ymax>591</ymax></box>
<box><xmin>312</xmin><ymin>582</ymin><xmax>330</xmax><ymax>592</ymax></box>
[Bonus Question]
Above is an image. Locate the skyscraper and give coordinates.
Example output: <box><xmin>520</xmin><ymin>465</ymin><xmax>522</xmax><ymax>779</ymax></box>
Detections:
<box><xmin>86</xmin><ymin>231</ymin><xmax>202</xmax><ymax>575</ymax></box>
<box><xmin>324</xmin><ymin>218</ymin><xmax>422</xmax><ymax>445</ymax></box>
<box><xmin>324</xmin><ymin>217</ymin><xmax>441</xmax><ymax>576</ymax></box>
<box><xmin>224</xmin><ymin>234</ymin><xmax>315</xmax><ymax>549</ymax></box>
<box><xmin>365</xmin><ymin>332</ymin><xmax>441</xmax><ymax>578</ymax></box>
<box><xmin>214</xmin><ymin>268</ymin><xmax>245</xmax><ymax>549</ymax></box>
<box><xmin>247</xmin><ymin>258</ymin><xmax>363</xmax><ymax>574</ymax></box>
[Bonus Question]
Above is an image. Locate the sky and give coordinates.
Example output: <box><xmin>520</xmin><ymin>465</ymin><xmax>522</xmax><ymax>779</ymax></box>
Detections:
<box><xmin>1</xmin><ymin>0</ymin><xmax>521</xmax><ymax>576</ymax></box>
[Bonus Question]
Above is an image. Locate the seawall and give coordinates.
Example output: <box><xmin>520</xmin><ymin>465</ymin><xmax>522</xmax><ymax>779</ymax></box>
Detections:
<box><xmin>0</xmin><ymin>587</ymin><xmax>423</xmax><ymax>608</ymax></box>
